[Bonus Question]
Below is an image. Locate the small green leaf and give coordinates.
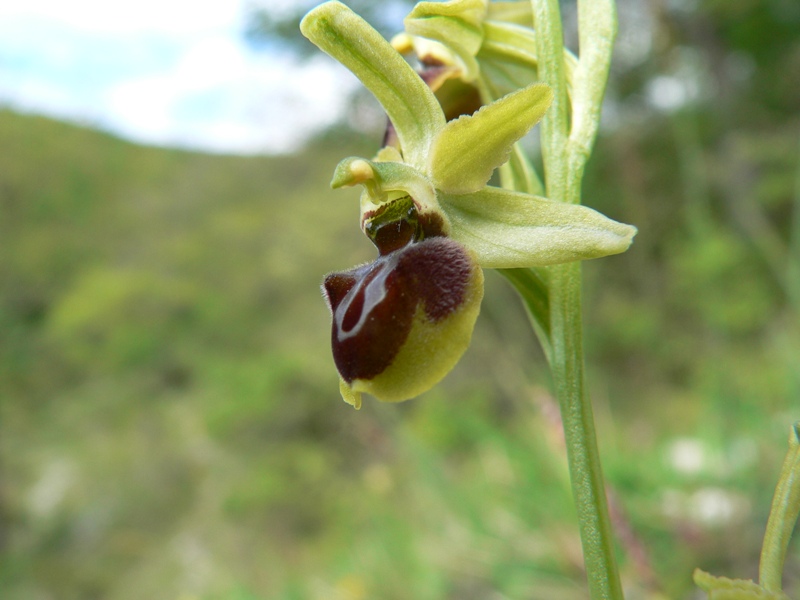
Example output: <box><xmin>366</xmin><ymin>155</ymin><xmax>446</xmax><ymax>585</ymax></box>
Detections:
<box><xmin>300</xmin><ymin>1</ymin><xmax>444</xmax><ymax>169</ymax></box>
<box><xmin>694</xmin><ymin>569</ymin><xmax>790</xmax><ymax>599</ymax></box>
<box><xmin>441</xmin><ymin>186</ymin><xmax>637</xmax><ymax>268</ymax></box>
<box><xmin>759</xmin><ymin>422</ymin><xmax>800</xmax><ymax>593</ymax></box>
<box><xmin>429</xmin><ymin>83</ymin><xmax>553</xmax><ymax>195</ymax></box>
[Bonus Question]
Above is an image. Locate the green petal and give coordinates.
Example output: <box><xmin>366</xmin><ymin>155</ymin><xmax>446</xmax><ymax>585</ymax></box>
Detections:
<box><xmin>480</xmin><ymin>20</ymin><xmax>539</xmax><ymax>67</ymax></box>
<box><xmin>441</xmin><ymin>186</ymin><xmax>637</xmax><ymax>268</ymax></box>
<box><xmin>300</xmin><ymin>1</ymin><xmax>444</xmax><ymax>169</ymax></box>
<box><xmin>404</xmin><ymin>0</ymin><xmax>487</xmax><ymax>81</ymax></box>
<box><xmin>330</xmin><ymin>157</ymin><xmax>442</xmax><ymax>225</ymax></box>
<box><xmin>428</xmin><ymin>83</ymin><xmax>553</xmax><ymax>195</ymax></box>
<box><xmin>478</xmin><ymin>22</ymin><xmax>578</xmax><ymax>93</ymax></box>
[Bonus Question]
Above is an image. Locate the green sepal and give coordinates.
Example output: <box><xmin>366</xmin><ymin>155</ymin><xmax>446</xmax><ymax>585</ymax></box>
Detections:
<box><xmin>300</xmin><ymin>1</ymin><xmax>444</xmax><ymax>170</ymax></box>
<box><xmin>404</xmin><ymin>0</ymin><xmax>487</xmax><ymax>81</ymax></box>
<box><xmin>693</xmin><ymin>570</ymin><xmax>790</xmax><ymax>599</ymax></box>
<box><xmin>428</xmin><ymin>83</ymin><xmax>553</xmax><ymax>195</ymax></box>
<box><xmin>441</xmin><ymin>186</ymin><xmax>637</xmax><ymax>268</ymax></box>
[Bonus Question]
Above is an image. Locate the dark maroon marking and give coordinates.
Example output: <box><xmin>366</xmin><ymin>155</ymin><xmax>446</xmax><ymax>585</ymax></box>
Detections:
<box><xmin>382</xmin><ymin>118</ymin><xmax>399</xmax><ymax>149</ymax></box>
<box><xmin>364</xmin><ymin>202</ymin><xmax>417</xmax><ymax>255</ymax></box>
<box><xmin>323</xmin><ymin>237</ymin><xmax>474</xmax><ymax>383</ymax></box>
<box><xmin>418</xmin><ymin>211</ymin><xmax>446</xmax><ymax>240</ymax></box>
<box><xmin>418</xmin><ymin>63</ymin><xmax>449</xmax><ymax>84</ymax></box>
<box><xmin>322</xmin><ymin>271</ymin><xmax>357</xmax><ymax>312</ymax></box>
<box><xmin>418</xmin><ymin>62</ymin><xmax>483</xmax><ymax>121</ymax></box>
<box><xmin>400</xmin><ymin>239</ymin><xmax>472</xmax><ymax>321</ymax></box>
<box><xmin>362</xmin><ymin>201</ymin><xmax>447</xmax><ymax>256</ymax></box>
<box><xmin>382</xmin><ymin>64</ymin><xmax>482</xmax><ymax>149</ymax></box>
<box><xmin>439</xmin><ymin>80</ymin><xmax>483</xmax><ymax>122</ymax></box>
<box><xmin>371</xmin><ymin>218</ymin><xmax>415</xmax><ymax>255</ymax></box>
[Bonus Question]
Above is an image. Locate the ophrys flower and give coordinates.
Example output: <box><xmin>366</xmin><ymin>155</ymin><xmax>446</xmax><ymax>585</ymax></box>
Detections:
<box><xmin>302</xmin><ymin>1</ymin><xmax>636</xmax><ymax>408</ymax></box>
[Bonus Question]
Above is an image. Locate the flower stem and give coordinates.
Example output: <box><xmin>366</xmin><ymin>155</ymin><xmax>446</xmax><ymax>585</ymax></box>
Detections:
<box><xmin>758</xmin><ymin>422</ymin><xmax>800</xmax><ymax>593</ymax></box>
<box><xmin>529</xmin><ymin>0</ymin><xmax>624</xmax><ymax>595</ymax></box>
<box><xmin>548</xmin><ymin>260</ymin><xmax>624</xmax><ymax>600</ymax></box>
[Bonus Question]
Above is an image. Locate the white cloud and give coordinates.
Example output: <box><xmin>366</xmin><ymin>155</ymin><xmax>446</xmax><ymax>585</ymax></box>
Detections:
<box><xmin>0</xmin><ymin>0</ymin><xmax>357</xmax><ymax>154</ymax></box>
<box><xmin>104</xmin><ymin>49</ymin><xmax>357</xmax><ymax>153</ymax></box>
<box><xmin>0</xmin><ymin>0</ymin><xmax>240</xmax><ymax>35</ymax></box>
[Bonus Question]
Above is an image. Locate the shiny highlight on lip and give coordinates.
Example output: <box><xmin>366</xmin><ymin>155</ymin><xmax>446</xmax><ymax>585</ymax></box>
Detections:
<box><xmin>323</xmin><ymin>236</ymin><xmax>476</xmax><ymax>384</ymax></box>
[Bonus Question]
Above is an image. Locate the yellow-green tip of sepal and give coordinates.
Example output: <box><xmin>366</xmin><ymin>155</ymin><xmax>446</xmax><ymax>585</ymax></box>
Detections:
<box><xmin>339</xmin><ymin>378</ymin><xmax>362</xmax><ymax>410</ymax></box>
<box><xmin>331</xmin><ymin>157</ymin><xmax>376</xmax><ymax>190</ymax></box>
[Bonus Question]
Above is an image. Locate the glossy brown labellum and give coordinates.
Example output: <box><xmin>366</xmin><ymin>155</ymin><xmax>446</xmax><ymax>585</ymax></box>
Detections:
<box><xmin>323</xmin><ymin>237</ymin><xmax>474</xmax><ymax>383</ymax></box>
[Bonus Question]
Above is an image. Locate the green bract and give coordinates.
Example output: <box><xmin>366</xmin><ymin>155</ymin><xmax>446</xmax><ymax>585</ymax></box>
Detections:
<box><xmin>694</xmin><ymin>570</ymin><xmax>791</xmax><ymax>600</ymax></box>
<box><xmin>302</xmin><ymin>1</ymin><xmax>637</xmax><ymax>408</ymax></box>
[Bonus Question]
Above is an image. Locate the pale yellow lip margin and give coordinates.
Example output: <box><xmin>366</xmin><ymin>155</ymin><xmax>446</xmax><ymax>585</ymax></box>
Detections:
<box><xmin>339</xmin><ymin>260</ymin><xmax>484</xmax><ymax>408</ymax></box>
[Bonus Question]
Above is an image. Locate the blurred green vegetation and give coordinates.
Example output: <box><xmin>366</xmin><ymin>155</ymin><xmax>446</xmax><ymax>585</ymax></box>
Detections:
<box><xmin>1</xmin><ymin>103</ymin><xmax>798</xmax><ymax>598</ymax></box>
<box><xmin>1</xmin><ymin>2</ymin><xmax>800</xmax><ymax>598</ymax></box>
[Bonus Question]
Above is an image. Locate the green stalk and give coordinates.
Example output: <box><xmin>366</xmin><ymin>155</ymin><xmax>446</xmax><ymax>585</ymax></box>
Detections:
<box><xmin>529</xmin><ymin>0</ymin><xmax>624</xmax><ymax>597</ymax></box>
<box><xmin>548</xmin><ymin>261</ymin><xmax>623</xmax><ymax>600</ymax></box>
<box><xmin>759</xmin><ymin>422</ymin><xmax>800</xmax><ymax>593</ymax></box>
<box><xmin>505</xmin><ymin>261</ymin><xmax>622</xmax><ymax>600</ymax></box>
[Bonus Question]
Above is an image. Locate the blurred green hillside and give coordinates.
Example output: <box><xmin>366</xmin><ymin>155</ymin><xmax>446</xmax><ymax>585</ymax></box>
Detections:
<box><xmin>1</xmin><ymin>97</ymin><xmax>798</xmax><ymax>600</ymax></box>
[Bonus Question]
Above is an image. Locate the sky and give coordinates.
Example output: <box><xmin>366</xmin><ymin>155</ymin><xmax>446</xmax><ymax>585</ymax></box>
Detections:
<box><xmin>0</xmin><ymin>1</ymin><xmax>688</xmax><ymax>155</ymax></box>
<box><xmin>0</xmin><ymin>0</ymin><xmax>358</xmax><ymax>154</ymax></box>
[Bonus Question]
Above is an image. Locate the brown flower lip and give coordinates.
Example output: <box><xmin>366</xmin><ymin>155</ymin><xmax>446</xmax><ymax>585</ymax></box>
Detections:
<box><xmin>323</xmin><ymin>222</ymin><xmax>474</xmax><ymax>384</ymax></box>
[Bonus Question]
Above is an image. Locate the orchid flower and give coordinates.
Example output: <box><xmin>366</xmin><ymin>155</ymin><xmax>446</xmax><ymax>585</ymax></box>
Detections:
<box><xmin>301</xmin><ymin>1</ymin><xmax>636</xmax><ymax>409</ymax></box>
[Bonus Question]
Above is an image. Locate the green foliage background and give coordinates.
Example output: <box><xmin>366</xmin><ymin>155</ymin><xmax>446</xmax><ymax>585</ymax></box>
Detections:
<box><xmin>2</xmin><ymin>1</ymin><xmax>800</xmax><ymax>598</ymax></box>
